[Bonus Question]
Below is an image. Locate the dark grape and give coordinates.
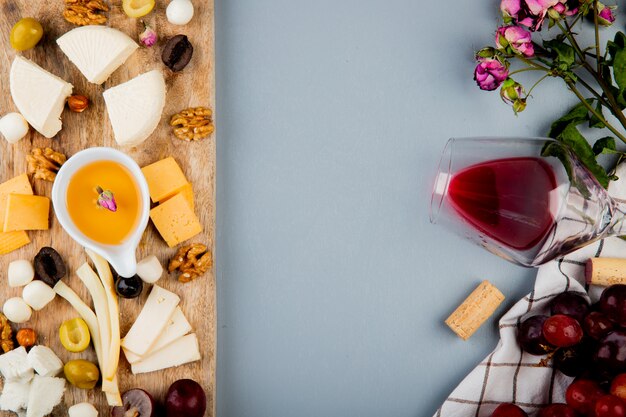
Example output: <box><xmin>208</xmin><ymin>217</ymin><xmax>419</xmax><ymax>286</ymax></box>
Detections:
<box><xmin>518</xmin><ymin>315</ymin><xmax>554</xmax><ymax>355</ymax></box>
<box><xmin>490</xmin><ymin>403</ymin><xmax>527</xmax><ymax>417</ymax></box>
<box><xmin>595</xmin><ymin>330</ymin><xmax>626</xmax><ymax>374</ymax></box>
<box><xmin>550</xmin><ymin>292</ymin><xmax>590</xmax><ymax>322</ymax></box>
<box><xmin>595</xmin><ymin>395</ymin><xmax>626</xmax><ymax>417</ymax></box>
<box><xmin>553</xmin><ymin>340</ymin><xmax>593</xmax><ymax>377</ymax></box>
<box><xmin>115</xmin><ymin>275</ymin><xmax>143</xmax><ymax>299</ymax></box>
<box><xmin>600</xmin><ymin>285</ymin><xmax>626</xmax><ymax>326</ymax></box>
<box><xmin>565</xmin><ymin>379</ymin><xmax>604</xmax><ymax>415</ymax></box>
<box><xmin>537</xmin><ymin>404</ymin><xmax>577</xmax><ymax>417</ymax></box>
<box><xmin>585</xmin><ymin>311</ymin><xmax>615</xmax><ymax>340</ymax></box>
<box><xmin>611</xmin><ymin>374</ymin><xmax>626</xmax><ymax>401</ymax></box>
<box><xmin>543</xmin><ymin>314</ymin><xmax>583</xmax><ymax>347</ymax></box>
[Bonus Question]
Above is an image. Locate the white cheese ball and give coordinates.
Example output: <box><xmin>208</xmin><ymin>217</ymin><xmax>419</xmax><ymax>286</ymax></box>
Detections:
<box><xmin>8</xmin><ymin>260</ymin><xmax>35</xmax><ymax>288</ymax></box>
<box><xmin>136</xmin><ymin>255</ymin><xmax>163</xmax><ymax>284</ymax></box>
<box><xmin>22</xmin><ymin>281</ymin><xmax>55</xmax><ymax>311</ymax></box>
<box><xmin>3</xmin><ymin>298</ymin><xmax>32</xmax><ymax>323</ymax></box>
<box><xmin>166</xmin><ymin>0</ymin><xmax>194</xmax><ymax>25</ymax></box>
<box><xmin>0</xmin><ymin>113</ymin><xmax>29</xmax><ymax>144</ymax></box>
<box><xmin>69</xmin><ymin>403</ymin><xmax>98</xmax><ymax>417</ymax></box>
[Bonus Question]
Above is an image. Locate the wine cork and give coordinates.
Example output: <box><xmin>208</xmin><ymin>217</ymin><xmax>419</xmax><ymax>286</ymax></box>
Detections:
<box><xmin>586</xmin><ymin>258</ymin><xmax>626</xmax><ymax>286</ymax></box>
<box><xmin>445</xmin><ymin>280</ymin><xmax>505</xmax><ymax>340</ymax></box>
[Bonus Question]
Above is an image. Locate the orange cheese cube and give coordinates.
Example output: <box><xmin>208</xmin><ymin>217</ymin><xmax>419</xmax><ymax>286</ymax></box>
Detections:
<box><xmin>159</xmin><ymin>182</ymin><xmax>194</xmax><ymax>212</ymax></box>
<box><xmin>0</xmin><ymin>231</ymin><xmax>30</xmax><ymax>254</ymax></box>
<box><xmin>141</xmin><ymin>157</ymin><xmax>188</xmax><ymax>203</ymax></box>
<box><xmin>0</xmin><ymin>174</ymin><xmax>33</xmax><ymax>222</ymax></box>
<box><xmin>150</xmin><ymin>193</ymin><xmax>202</xmax><ymax>247</ymax></box>
<box><xmin>3</xmin><ymin>194</ymin><xmax>50</xmax><ymax>232</ymax></box>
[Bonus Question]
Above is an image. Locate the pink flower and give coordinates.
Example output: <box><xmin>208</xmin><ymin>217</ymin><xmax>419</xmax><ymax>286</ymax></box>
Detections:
<box><xmin>496</xmin><ymin>26</ymin><xmax>535</xmax><ymax>57</ymax></box>
<box><xmin>139</xmin><ymin>23</ymin><xmax>157</xmax><ymax>47</ymax></box>
<box><xmin>474</xmin><ymin>58</ymin><xmax>509</xmax><ymax>91</ymax></box>
<box><xmin>501</xmin><ymin>0</ymin><xmax>579</xmax><ymax>31</ymax></box>
<box><xmin>96</xmin><ymin>186</ymin><xmax>117</xmax><ymax>212</ymax></box>
<box><xmin>597</xmin><ymin>3</ymin><xmax>617</xmax><ymax>26</ymax></box>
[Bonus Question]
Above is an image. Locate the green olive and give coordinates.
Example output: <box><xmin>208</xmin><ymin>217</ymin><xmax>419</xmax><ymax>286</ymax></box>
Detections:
<box><xmin>10</xmin><ymin>18</ymin><xmax>43</xmax><ymax>51</ymax></box>
<box><xmin>63</xmin><ymin>359</ymin><xmax>99</xmax><ymax>389</ymax></box>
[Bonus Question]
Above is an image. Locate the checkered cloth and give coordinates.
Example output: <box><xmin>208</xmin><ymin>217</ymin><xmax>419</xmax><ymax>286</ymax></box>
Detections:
<box><xmin>434</xmin><ymin>167</ymin><xmax>626</xmax><ymax>417</ymax></box>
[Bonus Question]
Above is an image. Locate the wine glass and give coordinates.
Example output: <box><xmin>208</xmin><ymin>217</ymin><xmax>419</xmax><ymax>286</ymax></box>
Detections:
<box><xmin>430</xmin><ymin>138</ymin><xmax>626</xmax><ymax>267</ymax></box>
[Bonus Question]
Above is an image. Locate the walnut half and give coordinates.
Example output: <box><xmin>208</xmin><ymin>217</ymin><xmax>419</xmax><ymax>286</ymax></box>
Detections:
<box><xmin>64</xmin><ymin>0</ymin><xmax>108</xmax><ymax>26</ymax></box>
<box><xmin>169</xmin><ymin>243</ymin><xmax>213</xmax><ymax>283</ymax></box>
<box><xmin>27</xmin><ymin>148</ymin><xmax>67</xmax><ymax>182</ymax></box>
<box><xmin>170</xmin><ymin>107</ymin><xmax>215</xmax><ymax>142</ymax></box>
<box><xmin>0</xmin><ymin>314</ymin><xmax>14</xmax><ymax>353</ymax></box>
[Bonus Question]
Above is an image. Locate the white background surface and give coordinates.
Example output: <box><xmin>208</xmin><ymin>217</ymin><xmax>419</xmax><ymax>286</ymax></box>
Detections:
<box><xmin>214</xmin><ymin>1</ymin><xmax>587</xmax><ymax>415</ymax></box>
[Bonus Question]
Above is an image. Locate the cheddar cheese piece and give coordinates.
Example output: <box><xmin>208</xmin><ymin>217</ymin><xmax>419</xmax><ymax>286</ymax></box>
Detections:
<box><xmin>150</xmin><ymin>193</ymin><xmax>202</xmax><ymax>247</ymax></box>
<box><xmin>159</xmin><ymin>182</ymin><xmax>194</xmax><ymax>212</ymax></box>
<box><xmin>0</xmin><ymin>231</ymin><xmax>30</xmax><ymax>254</ymax></box>
<box><xmin>0</xmin><ymin>174</ymin><xmax>33</xmax><ymax>221</ymax></box>
<box><xmin>3</xmin><ymin>194</ymin><xmax>50</xmax><ymax>232</ymax></box>
<box><xmin>141</xmin><ymin>157</ymin><xmax>188</xmax><ymax>203</ymax></box>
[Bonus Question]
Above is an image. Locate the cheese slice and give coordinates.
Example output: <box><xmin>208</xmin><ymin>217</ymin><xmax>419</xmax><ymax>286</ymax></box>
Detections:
<box><xmin>121</xmin><ymin>285</ymin><xmax>179</xmax><ymax>356</ymax></box>
<box><xmin>103</xmin><ymin>70</ymin><xmax>166</xmax><ymax>146</ymax></box>
<box><xmin>57</xmin><ymin>26</ymin><xmax>139</xmax><ymax>85</ymax></box>
<box><xmin>0</xmin><ymin>231</ymin><xmax>30</xmax><ymax>255</ymax></box>
<box><xmin>10</xmin><ymin>56</ymin><xmax>73</xmax><ymax>138</ymax></box>
<box><xmin>131</xmin><ymin>333</ymin><xmax>201</xmax><ymax>374</ymax></box>
<box><xmin>124</xmin><ymin>306</ymin><xmax>192</xmax><ymax>364</ymax></box>
<box><xmin>141</xmin><ymin>157</ymin><xmax>189</xmax><ymax>203</ymax></box>
<box><xmin>150</xmin><ymin>193</ymin><xmax>202</xmax><ymax>247</ymax></box>
<box><xmin>3</xmin><ymin>195</ymin><xmax>49</xmax><ymax>232</ymax></box>
<box><xmin>161</xmin><ymin>183</ymin><xmax>194</xmax><ymax>212</ymax></box>
<box><xmin>0</xmin><ymin>174</ymin><xmax>33</xmax><ymax>221</ymax></box>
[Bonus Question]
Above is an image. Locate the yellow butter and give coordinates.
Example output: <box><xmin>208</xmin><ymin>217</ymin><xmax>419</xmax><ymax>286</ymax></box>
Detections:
<box><xmin>159</xmin><ymin>182</ymin><xmax>194</xmax><ymax>212</ymax></box>
<box><xmin>150</xmin><ymin>193</ymin><xmax>202</xmax><ymax>247</ymax></box>
<box><xmin>141</xmin><ymin>157</ymin><xmax>188</xmax><ymax>203</ymax></box>
<box><xmin>3</xmin><ymin>194</ymin><xmax>50</xmax><ymax>232</ymax></box>
<box><xmin>0</xmin><ymin>231</ymin><xmax>30</xmax><ymax>254</ymax></box>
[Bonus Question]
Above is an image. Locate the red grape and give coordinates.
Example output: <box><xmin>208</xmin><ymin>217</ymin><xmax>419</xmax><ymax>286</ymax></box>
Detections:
<box><xmin>600</xmin><ymin>285</ymin><xmax>626</xmax><ymax>326</ymax></box>
<box><xmin>490</xmin><ymin>403</ymin><xmax>527</xmax><ymax>417</ymax></box>
<box><xmin>518</xmin><ymin>315</ymin><xmax>555</xmax><ymax>355</ymax></box>
<box><xmin>611</xmin><ymin>374</ymin><xmax>626</xmax><ymax>401</ymax></box>
<box><xmin>543</xmin><ymin>314</ymin><xmax>583</xmax><ymax>347</ymax></box>
<box><xmin>550</xmin><ymin>292</ymin><xmax>590</xmax><ymax>322</ymax></box>
<box><xmin>537</xmin><ymin>404</ymin><xmax>577</xmax><ymax>417</ymax></box>
<box><xmin>565</xmin><ymin>379</ymin><xmax>604</xmax><ymax>415</ymax></box>
<box><xmin>595</xmin><ymin>395</ymin><xmax>626</xmax><ymax>417</ymax></box>
<box><xmin>595</xmin><ymin>330</ymin><xmax>626</xmax><ymax>374</ymax></box>
<box><xmin>584</xmin><ymin>311</ymin><xmax>614</xmax><ymax>340</ymax></box>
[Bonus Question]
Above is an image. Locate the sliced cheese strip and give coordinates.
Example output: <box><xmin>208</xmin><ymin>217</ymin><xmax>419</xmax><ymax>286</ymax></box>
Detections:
<box><xmin>131</xmin><ymin>333</ymin><xmax>200</xmax><ymax>374</ymax></box>
<box><xmin>121</xmin><ymin>285</ymin><xmax>179</xmax><ymax>356</ymax></box>
<box><xmin>124</xmin><ymin>306</ymin><xmax>192</xmax><ymax>364</ymax></box>
<box><xmin>10</xmin><ymin>56</ymin><xmax>73</xmax><ymax>138</ymax></box>
<box><xmin>0</xmin><ymin>231</ymin><xmax>30</xmax><ymax>255</ymax></box>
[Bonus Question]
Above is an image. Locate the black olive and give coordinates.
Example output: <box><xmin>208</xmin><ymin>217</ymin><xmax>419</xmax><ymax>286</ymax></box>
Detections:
<box><xmin>34</xmin><ymin>247</ymin><xmax>66</xmax><ymax>287</ymax></box>
<box><xmin>115</xmin><ymin>275</ymin><xmax>143</xmax><ymax>299</ymax></box>
<box><xmin>161</xmin><ymin>34</ymin><xmax>193</xmax><ymax>72</ymax></box>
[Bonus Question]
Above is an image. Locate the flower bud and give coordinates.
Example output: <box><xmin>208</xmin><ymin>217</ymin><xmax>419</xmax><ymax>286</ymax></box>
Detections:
<box><xmin>597</xmin><ymin>3</ymin><xmax>616</xmax><ymax>26</ymax></box>
<box><xmin>474</xmin><ymin>57</ymin><xmax>509</xmax><ymax>91</ymax></box>
<box><xmin>139</xmin><ymin>23</ymin><xmax>157</xmax><ymax>47</ymax></box>
<box><xmin>500</xmin><ymin>78</ymin><xmax>527</xmax><ymax>113</ymax></box>
<box><xmin>495</xmin><ymin>25</ymin><xmax>534</xmax><ymax>57</ymax></box>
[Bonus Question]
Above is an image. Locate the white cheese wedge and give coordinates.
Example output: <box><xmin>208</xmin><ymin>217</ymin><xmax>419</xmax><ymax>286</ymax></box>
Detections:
<box><xmin>57</xmin><ymin>26</ymin><xmax>139</xmax><ymax>85</ymax></box>
<box><xmin>27</xmin><ymin>346</ymin><xmax>63</xmax><ymax>377</ymax></box>
<box><xmin>103</xmin><ymin>70</ymin><xmax>166</xmax><ymax>146</ymax></box>
<box><xmin>121</xmin><ymin>285</ymin><xmax>179</xmax><ymax>356</ymax></box>
<box><xmin>0</xmin><ymin>380</ymin><xmax>31</xmax><ymax>412</ymax></box>
<box><xmin>9</xmin><ymin>56</ymin><xmax>73</xmax><ymax>138</ymax></box>
<box><xmin>124</xmin><ymin>306</ymin><xmax>192</xmax><ymax>364</ymax></box>
<box><xmin>26</xmin><ymin>376</ymin><xmax>65</xmax><ymax>417</ymax></box>
<box><xmin>0</xmin><ymin>347</ymin><xmax>34</xmax><ymax>383</ymax></box>
<box><xmin>131</xmin><ymin>333</ymin><xmax>200</xmax><ymax>374</ymax></box>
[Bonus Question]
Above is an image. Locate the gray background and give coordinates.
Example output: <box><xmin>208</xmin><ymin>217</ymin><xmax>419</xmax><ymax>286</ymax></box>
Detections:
<box><xmin>215</xmin><ymin>1</ymin><xmax>580</xmax><ymax>416</ymax></box>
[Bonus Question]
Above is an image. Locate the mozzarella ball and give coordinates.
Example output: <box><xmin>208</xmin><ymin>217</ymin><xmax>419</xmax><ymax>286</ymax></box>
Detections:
<box><xmin>166</xmin><ymin>0</ymin><xmax>194</xmax><ymax>25</ymax></box>
<box><xmin>8</xmin><ymin>260</ymin><xmax>35</xmax><ymax>287</ymax></box>
<box><xmin>136</xmin><ymin>255</ymin><xmax>163</xmax><ymax>284</ymax></box>
<box><xmin>3</xmin><ymin>297</ymin><xmax>32</xmax><ymax>323</ymax></box>
<box><xmin>22</xmin><ymin>281</ymin><xmax>55</xmax><ymax>311</ymax></box>
<box><xmin>0</xmin><ymin>113</ymin><xmax>29</xmax><ymax>144</ymax></box>
<box><xmin>69</xmin><ymin>402</ymin><xmax>98</xmax><ymax>417</ymax></box>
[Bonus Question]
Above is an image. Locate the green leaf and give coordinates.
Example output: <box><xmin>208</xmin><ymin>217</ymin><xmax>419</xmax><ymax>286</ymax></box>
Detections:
<box><xmin>548</xmin><ymin>100</ymin><xmax>592</xmax><ymax>139</ymax></box>
<box><xmin>593</xmin><ymin>136</ymin><xmax>616</xmax><ymax>155</ymax></box>
<box><xmin>544</xmin><ymin>39</ymin><xmax>576</xmax><ymax>68</ymax></box>
<box><xmin>613</xmin><ymin>48</ymin><xmax>626</xmax><ymax>91</ymax></box>
<box><xmin>557</xmin><ymin>124</ymin><xmax>610</xmax><ymax>188</ymax></box>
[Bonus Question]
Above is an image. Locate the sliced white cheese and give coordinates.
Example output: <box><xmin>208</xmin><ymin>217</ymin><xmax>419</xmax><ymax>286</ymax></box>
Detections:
<box><xmin>121</xmin><ymin>285</ymin><xmax>179</xmax><ymax>356</ymax></box>
<box><xmin>9</xmin><ymin>56</ymin><xmax>73</xmax><ymax>138</ymax></box>
<box><xmin>69</xmin><ymin>402</ymin><xmax>98</xmax><ymax>417</ymax></box>
<box><xmin>57</xmin><ymin>26</ymin><xmax>139</xmax><ymax>85</ymax></box>
<box><xmin>103</xmin><ymin>70</ymin><xmax>166</xmax><ymax>146</ymax></box>
<box><xmin>131</xmin><ymin>333</ymin><xmax>201</xmax><ymax>374</ymax></box>
<box><xmin>26</xmin><ymin>376</ymin><xmax>65</xmax><ymax>417</ymax></box>
<box><xmin>124</xmin><ymin>306</ymin><xmax>192</xmax><ymax>364</ymax></box>
<box><xmin>27</xmin><ymin>346</ymin><xmax>63</xmax><ymax>377</ymax></box>
<box><xmin>0</xmin><ymin>380</ymin><xmax>31</xmax><ymax>412</ymax></box>
<box><xmin>0</xmin><ymin>347</ymin><xmax>34</xmax><ymax>383</ymax></box>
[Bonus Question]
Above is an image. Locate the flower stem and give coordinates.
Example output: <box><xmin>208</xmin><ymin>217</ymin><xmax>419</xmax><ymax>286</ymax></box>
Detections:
<box><xmin>508</xmin><ymin>67</ymin><xmax>546</xmax><ymax>76</ymax></box>
<box><xmin>526</xmin><ymin>73</ymin><xmax>550</xmax><ymax>97</ymax></box>
<box><xmin>593</xmin><ymin>0</ymin><xmax>601</xmax><ymax>74</ymax></box>
<box><xmin>576</xmin><ymin>76</ymin><xmax>610</xmax><ymax>108</ymax></box>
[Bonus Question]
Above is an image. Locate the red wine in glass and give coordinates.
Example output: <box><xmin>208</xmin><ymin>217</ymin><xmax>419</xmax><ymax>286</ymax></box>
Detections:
<box><xmin>431</xmin><ymin>138</ymin><xmax>626</xmax><ymax>266</ymax></box>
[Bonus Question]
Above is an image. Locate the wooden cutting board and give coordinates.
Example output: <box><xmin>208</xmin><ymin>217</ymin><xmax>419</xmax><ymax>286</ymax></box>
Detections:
<box><xmin>0</xmin><ymin>1</ymin><xmax>215</xmax><ymax>415</ymax></box>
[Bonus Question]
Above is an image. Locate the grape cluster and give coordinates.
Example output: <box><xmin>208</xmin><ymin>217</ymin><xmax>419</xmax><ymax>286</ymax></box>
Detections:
<box><xmin>489</xmin><ymin>285</ymin><xmax>626</xmax><ymax>417</ymax></box>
